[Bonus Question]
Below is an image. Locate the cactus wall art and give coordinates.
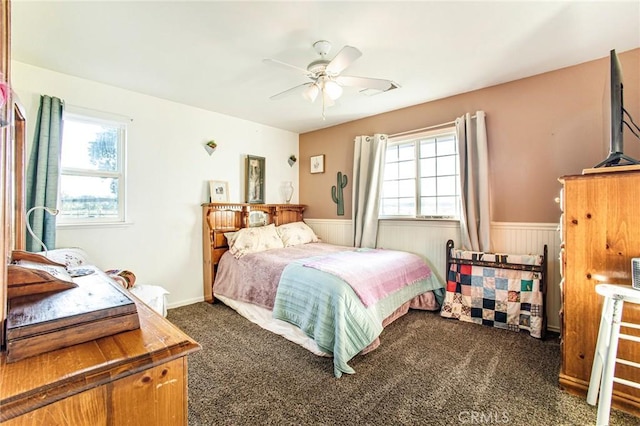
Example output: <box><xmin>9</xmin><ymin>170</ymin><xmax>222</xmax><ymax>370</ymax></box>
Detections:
<box><xmin>331</xmin><ymin>171</ymin><xmax>348</xmax><ymax>216</ymax></box>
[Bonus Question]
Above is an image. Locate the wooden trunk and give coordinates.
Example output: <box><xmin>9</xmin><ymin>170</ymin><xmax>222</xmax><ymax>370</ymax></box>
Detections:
<box><xmin>559</xmin><ymin>170</ymin><xmax>640</xmax><ymax>417</ymax></box>
<box><xmin>6</xmin><ymin>273</ymin><xmax>140</xmax><ymax>363</ymax></box>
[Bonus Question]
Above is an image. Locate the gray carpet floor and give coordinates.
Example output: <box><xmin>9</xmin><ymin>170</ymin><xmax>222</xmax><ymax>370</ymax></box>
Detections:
<box><xmin>167</xmin><ymin>302</ymin><xmax>638</xmax><ymax>425</ymax></box>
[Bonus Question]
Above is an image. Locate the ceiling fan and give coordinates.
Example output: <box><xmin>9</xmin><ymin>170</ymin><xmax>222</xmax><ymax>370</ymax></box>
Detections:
<box><xmin>264</xmin><ymin>40</ymin><xmax>399</xmax><ymax>117</ymax></box>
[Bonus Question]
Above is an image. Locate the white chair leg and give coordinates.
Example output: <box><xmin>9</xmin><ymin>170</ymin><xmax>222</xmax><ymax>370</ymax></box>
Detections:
<box><xmin>587</xmin><ymin>296</ymin><xmax>614</xmax><ymax>406</ymax></box>
<box><xmin>596</xmin><ymin>297</ymin><xmax>624</xmax><ymax>426</ymax></box>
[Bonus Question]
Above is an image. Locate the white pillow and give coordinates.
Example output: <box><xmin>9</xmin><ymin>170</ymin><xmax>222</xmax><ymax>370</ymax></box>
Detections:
<box><xmin>228</xmin><ymin>224</ymin><xmax>285</xmax><ymax>258</ymax></box>
<box><xmin>276</xmin><ymin>221</ymin><xmax>319</xmax><ymax>247</ymax></box>
<box><xmin>39</xmin><ymin>247</ymin><xmax>92</xmax><ymax>268</ymax></box>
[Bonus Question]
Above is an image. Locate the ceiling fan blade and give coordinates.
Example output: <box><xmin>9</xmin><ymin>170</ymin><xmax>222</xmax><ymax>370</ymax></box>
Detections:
<box><xmin>269</xmin><ymin>82</ymin><xmax>314</xmax><ymax>100</ymax></box>
<box><xmin>263</xmin><ymin>58</ymin><xmax>314</xmax><ymax>77</ymax></box>
<box><xmin>325</xmin><ymin>46</ymin><xmax>362</xmax><ymax>76</ymax></box>
<box><xmin>336</xmin><ymin>75</ymin><xmax>399</xmax><ymax>91</ymax></box>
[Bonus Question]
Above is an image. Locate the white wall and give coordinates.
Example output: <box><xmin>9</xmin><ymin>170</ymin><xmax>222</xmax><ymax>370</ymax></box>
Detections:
<box><xmin>12</xmin><ymin>61</ymin><xmax>299</xmax><ymax>308</ymax></box>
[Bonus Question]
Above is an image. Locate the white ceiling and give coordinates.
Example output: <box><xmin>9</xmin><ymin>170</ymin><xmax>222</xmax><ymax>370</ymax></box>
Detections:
<box><xmin>10</xmin><ymin>1</ymin><xmax>640</xmax><ymax>134</ymax></box>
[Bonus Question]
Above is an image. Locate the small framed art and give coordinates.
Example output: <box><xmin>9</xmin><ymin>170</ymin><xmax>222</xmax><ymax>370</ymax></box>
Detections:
<box><xmin>245</xmin><ymin>155</ymin><xmax>265</xmax><ymax>204</ymax></box>
<box><xmin>209</xmin><ymin>180</ymin><xmax>229</xmax><ymax>202</ymax></box>
<box><xmin>310</xmin><ymin>154</ymin><xmax>325</xmax><ymax>174</ymax></box>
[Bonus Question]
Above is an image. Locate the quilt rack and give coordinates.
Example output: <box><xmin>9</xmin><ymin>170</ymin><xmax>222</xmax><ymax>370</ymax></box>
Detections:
<box><xmin>441</xmin><ymin>239</ymin><xmax>548</xmax><ymax>338</ymax></box>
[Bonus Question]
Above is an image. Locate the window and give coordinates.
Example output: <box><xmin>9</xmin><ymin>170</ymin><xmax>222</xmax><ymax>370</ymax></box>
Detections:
<box><xmin>59</xmin><ymin>108</ymin><xmax>127</xmax><ymax>224</ymax></box>
<box><xmin>380</xmin><ymin>128</ymin><xmax>460</xmax><ymax>219</ymax></box>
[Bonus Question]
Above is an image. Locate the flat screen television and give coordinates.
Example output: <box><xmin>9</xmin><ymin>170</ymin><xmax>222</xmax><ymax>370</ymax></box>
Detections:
<box><xmin>594</xmin><ymin>49</ymin><xmax>639</xmax><ymax>167</ymax></box>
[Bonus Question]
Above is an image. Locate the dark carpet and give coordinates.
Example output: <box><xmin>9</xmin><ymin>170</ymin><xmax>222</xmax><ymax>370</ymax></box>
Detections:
<box><xmin>167</xmin><ymin>302</ymin><xmax>638</xmax><ymax>425</ymax></box>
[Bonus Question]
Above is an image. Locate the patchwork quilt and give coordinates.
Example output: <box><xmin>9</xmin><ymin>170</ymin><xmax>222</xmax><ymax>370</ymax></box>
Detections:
<box><xmin>440</xmin><ymin>248</ymin><xmax>544</xmax><ymax>338</ymax></box>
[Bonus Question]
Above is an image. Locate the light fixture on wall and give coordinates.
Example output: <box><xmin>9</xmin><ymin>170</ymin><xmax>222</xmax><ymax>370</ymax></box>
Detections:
<box><xmin>26</xmin><ymin>206</ymin><xmax>59</xmax><ymax>254</ymax></box>
<box><xmin>204</xmin><ymin>140</ymin><xmax>217</xmax><ymax>155</ymax></box>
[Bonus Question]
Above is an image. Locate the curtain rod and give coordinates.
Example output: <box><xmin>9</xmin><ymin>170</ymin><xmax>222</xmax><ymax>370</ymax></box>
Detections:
<box><xmin>389</xmin><ymin>114</ymin><xmax>477</xmax><ymax>139</ymax></box>
<box><xmin>57</xmin><ymin>99</ymin><xmax>134</xmax><ymax>123</ymax></box>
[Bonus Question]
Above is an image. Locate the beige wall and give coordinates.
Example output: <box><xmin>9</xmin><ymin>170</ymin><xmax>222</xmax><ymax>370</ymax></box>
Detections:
<box><xmin>300</xmin><ymin>48</ymin><xmax>640</xmax><ymax>223</ymax></box>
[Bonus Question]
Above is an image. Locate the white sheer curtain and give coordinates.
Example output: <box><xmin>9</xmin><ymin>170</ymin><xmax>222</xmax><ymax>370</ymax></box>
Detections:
<box><xmin>456</xmin><ymin>111</ymin><xmax>491</xmax><ymax>252</ymax></box>
<box><xmin>352</xmin><ymin>134</ymin><xmax>388</xmax><ymax>248</ymax></box>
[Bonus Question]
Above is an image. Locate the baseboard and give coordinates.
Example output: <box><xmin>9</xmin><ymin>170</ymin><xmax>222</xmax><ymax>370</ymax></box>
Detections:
<box><xmin>167</xmin><ymin>296</ymin><xmax>204</xmax><ymax>310</ymax></box>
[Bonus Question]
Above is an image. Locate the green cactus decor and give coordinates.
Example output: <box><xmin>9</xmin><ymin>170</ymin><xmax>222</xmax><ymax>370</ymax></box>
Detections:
<box><xmin>331</xmin><ymin>171</ymin><xmax>348</xmax><ymax>216</ymax></box>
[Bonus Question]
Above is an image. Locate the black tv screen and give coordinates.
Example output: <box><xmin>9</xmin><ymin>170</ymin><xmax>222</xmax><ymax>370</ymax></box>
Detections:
<box><xmin>595</xmin><ymin>49</ymin><xmax>639</xmax><ymax>167</ymax></box>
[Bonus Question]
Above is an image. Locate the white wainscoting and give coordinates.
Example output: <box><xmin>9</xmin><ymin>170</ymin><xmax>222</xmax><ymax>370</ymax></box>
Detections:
<box><xmin>304</xmin><ymin>218</ymin><xmax>562</xmax><ymax>333</ymax></box>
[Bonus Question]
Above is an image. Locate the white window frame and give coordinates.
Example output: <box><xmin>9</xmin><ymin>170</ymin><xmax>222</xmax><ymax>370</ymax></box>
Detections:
<box><xmin>380</xmin><ymin>127</ymin><xmax>460</xmax><ymax>220</ymax></box>
<box><xmin>58</xmin><ymin>106</ymin><xmax>128</xmax><ymax>226</ymax></box>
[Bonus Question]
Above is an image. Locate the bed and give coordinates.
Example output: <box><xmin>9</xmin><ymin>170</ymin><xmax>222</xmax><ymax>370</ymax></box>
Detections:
<box><xmin>201</xmin><ymin>203</ymin><xmax>445</xmax><ymax>377</ymax></box>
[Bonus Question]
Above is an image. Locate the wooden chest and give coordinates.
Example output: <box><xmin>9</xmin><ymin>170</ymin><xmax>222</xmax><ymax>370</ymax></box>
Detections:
<box><xmin>6</xmin><ymin>271</ymin><xmax>139</xmax><ymax>363</ymax></box>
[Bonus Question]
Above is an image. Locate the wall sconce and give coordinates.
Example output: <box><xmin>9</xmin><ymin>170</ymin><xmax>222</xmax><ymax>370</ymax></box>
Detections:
<box><xmin>26</xmin><ymin>206</ymin><xmax>59</xmax><ymax>254</ymax></box>
<box><xmin>288</xmin><ymin>155</ymin><xmax>297</xmax><ymax>167</ymax></box>
<box><xmin>204</xmin><ymin>140</ymin><xmax>217</xmax><ymax>155</ymax></box>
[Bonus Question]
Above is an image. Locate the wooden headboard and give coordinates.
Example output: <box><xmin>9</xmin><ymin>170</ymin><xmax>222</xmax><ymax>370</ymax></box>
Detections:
<box><xmin>200</xmin><ymin>203</ymin><xmax>306</xmax><ymax>303</ymax></box>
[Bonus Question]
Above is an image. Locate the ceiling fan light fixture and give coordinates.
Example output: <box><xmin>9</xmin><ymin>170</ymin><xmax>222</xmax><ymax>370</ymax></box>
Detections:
<box><xmin>303</xmin><ymin>83</ymin><xmax>320</xmax><ymax>102</ymax></box>
<box><xmin>323</xmin><ymin>79</ymin><xmax>343</xmax><ymax>100</ymax></box>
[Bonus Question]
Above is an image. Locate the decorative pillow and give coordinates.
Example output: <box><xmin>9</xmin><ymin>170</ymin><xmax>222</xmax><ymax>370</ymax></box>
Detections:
<box><xmin>276</xmin><ymin>221</ymin><xmax>319</xmax><ymax>247</ymax></box>
<box><xmin>105</xmin><ymin>269</ymin><xmax>137</xmax><ymax>289</ymax></box>
<box><xmin>13</xmin><ymin>260</ymin><xmax>74</xmax><ymax>283</ymax></box>
<box><xmin>224</xmin><ymin>231</ymin><xmax>238</xmax><ymax>246</ymax></box>
<box><xmin>228</xmin><ymin>224</ymin><xmax>284</xmax><ymax>258</ymax></box>
<box><xmin>39</xmin><ymin>247</ymin><xmax>91</xmax><ymax>268</ymax></box>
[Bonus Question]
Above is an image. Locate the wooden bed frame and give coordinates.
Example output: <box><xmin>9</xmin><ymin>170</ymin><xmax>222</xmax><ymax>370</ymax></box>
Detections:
<box><xmin>201</xmin><ymin>202</ymin><xmax>306</xmax><ymax>303</ymax></box>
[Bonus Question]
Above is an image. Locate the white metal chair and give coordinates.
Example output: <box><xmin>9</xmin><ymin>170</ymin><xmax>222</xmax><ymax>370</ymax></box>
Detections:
<box><xmin>587</xmin><ymin>284</ymin><xmax>640</xmax><ymax>426</ymax></box>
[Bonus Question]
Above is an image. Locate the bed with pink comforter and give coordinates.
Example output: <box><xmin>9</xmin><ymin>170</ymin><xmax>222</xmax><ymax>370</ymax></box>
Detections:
<box><xmin>214</xmin><ymin>242</ymin><xmax>445</xmax><ymax>377</ymax></box>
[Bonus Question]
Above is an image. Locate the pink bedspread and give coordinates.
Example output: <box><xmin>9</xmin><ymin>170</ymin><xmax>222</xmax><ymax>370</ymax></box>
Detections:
<box><xmin>303</xmin><ymin>249</ymin><xmax>432</xmax><ymax>307</ymax></box>
<box><xmin>214</xmin><ymin>242</ymin><xmax>353</xmax><ymax>309</ymax></box>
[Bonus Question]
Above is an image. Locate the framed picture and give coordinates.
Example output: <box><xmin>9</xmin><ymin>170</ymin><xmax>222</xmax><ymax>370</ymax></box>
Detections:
<box><xmin>209</xmin><ymin>180</ymin><xmax>229</xmax><ymax>202</ymax></box>
<box><xmin>310</xmin><ymin>154</ymin><xmax>325</xmax><ymax>174</ymax></box>
<box><xmin>245</xmin><ymin>155</ymin><xmax>265</xmax><ymax>204</ymax></box>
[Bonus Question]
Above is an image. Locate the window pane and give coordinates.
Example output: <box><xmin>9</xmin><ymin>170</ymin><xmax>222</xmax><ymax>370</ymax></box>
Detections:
<box><xmin>420</xmin><ymin>157</ymin><xmax>436</xmax><ymax>177</ymax></box>
<box><xmin>420</xmin><ymin>177</ymin><xmax>436</xmax><ymax>196</ymax></box>
<box><xmin>398</xmin><ymin>160</ymin><xmax>415</xmax><ymax>179</ymax></box>
<box><xmin>383</xmin><ymin>180</ymin><xmax>398</xmax><ymax>198</ymax></box>
<box><xmin>420</xmin><ymin>197</ymin><xmax>436</xmax><ymax>216</ymax></box>
<box><xmin>384</xmin><ymin>162</ymin><xmax>398</xmax><ymax>181</ymax></box>
<box><xmin>62</xmin><ymin>120</ymin><xmax>119</xmax><ymax>171</ymax></box>
<box><xmin>438</xmin><ymin>196</ymin><xmax>459</xmax><ymax>216</ymax></box>
<box><xmin>381</xmin><ymin>198</ymin><xmax>398</xmax><ymax>216</ymax></box>
<box><xmin>59</xmin><ymin>175</ymin><xmax>119</xmax><ymax>219</ymax></box>
<box><xmin>398</xmin><ymin>144</ymin><xmax>414</xmax><ymax>161</ymax></box>
<box><xmin>420</xmin><ymin>139</ymin><xmax>435</xmax><ymax>158</ymax></box>
<box><xmin>437</xmin><ymin>135</ymin><xmax>456</xmax><ymax>155</ymax></box>
<box><xmin>437</xmin><ymin>155</ymin><xmax>457</xmax><ymax>176</ymax></box>
<box><xmin>398</xmin><ymin>197</ymin><xmax>415</xmax><ymax>215</ymax></box>
<box><xmin>437</xmin><ymin>176</ymin><xmax>457</xmax><ymax>196</ymax></box>
<box><xmin>398</xmin><ymin>179</ymin><xmax>415</xmax><ymax>197</ymax></box>
<box><xmin>386</xmin><ymin>145</ymin><xmax>399</xmax><ymax>162</ymax></box>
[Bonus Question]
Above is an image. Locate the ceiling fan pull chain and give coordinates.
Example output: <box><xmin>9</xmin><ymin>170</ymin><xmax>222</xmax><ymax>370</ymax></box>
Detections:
<box><xmin>322</xmin><ymin>96</ymin><xmax>326</xmax><ymax>120</ymax></box>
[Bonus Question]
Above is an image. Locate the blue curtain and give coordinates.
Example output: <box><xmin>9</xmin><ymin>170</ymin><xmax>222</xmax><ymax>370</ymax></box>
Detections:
<box><xmin>25</xmin><ymin>95</ymin><xmax>64</xmax><ymax>252</ymax></box>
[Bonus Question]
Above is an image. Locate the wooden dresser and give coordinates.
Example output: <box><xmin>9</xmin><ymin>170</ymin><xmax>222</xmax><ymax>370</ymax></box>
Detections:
<box><xmin>559</xmin><ymin>170</ymin><xmax>640</xmax><ymax>416</ymax></box>
<box><xmin>201</xmin><ymin>203</ymin><xmax>305</xmax><ymax>303</ymax></box>
<box><xmin>0</xmin><ymin>297</ymin><xmax>200</xmax><ymax>425</ymax></box>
